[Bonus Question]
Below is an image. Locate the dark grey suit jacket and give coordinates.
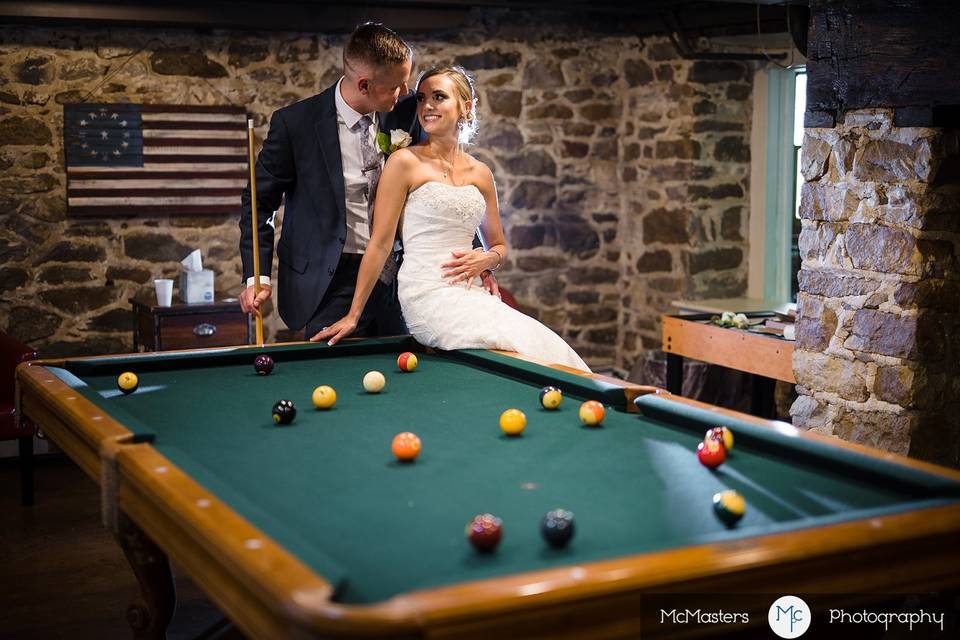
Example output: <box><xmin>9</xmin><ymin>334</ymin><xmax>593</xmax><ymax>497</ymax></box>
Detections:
<box><xmin>240</xmin><ymin>84</ymin><xmax>422</xmax><ymax>331</ymax></box>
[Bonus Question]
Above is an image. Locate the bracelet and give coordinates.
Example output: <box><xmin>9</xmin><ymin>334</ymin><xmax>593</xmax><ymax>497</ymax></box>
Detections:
<box><xmin>487</xmin><ymin>248</ymin><xmax>502</xmax><ymax>271</ymax></box>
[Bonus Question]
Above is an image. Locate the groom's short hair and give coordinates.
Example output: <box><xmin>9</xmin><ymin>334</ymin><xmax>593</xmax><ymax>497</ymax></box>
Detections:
<box><xmin>344</xmin><ymin>22</ymin><xmax>412</xmax><ymax>71</ymax></box>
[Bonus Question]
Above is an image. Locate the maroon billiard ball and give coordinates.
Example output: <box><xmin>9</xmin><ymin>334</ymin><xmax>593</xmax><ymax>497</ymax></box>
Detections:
<box><xmin>465</xmin><ymin>513</ymin><xmax>502</xmax><ymax>552</ymax></box>
<box><xmin>697</xmin><ymin>439</ymin><xmax>727</xmax><ymax>469</ymax></box>
<box><xmin>254</xmin><ymin>354</ymin><xmax>274</xmax><ymax>376</ymax></box>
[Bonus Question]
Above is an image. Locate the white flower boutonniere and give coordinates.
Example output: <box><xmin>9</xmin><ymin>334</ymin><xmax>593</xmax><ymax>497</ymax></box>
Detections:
<box><xmin>377</xmin><ymin>129</ymin><xmax>412</xmax><ymax>155</ymax></box>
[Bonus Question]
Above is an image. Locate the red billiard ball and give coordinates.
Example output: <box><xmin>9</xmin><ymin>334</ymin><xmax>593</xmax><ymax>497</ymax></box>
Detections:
<box><xmin>466</xmin><ymin>513</ymin><xmax>502</xmax><ymax>552</ymax></box>
<box><xmin>697</xmin><ymin>439</ymin><xmax>726</xmax><ymax>469</ymax></box>
<box><xmin>254</xmin><ymin>354</ymin><xmax>274</xmax><ymax>376</ymax></box>
<box><xmin>397</xmin><ymin>352</ymin><xmax>418</xmax><ymax>372</ymax></box>
<box><xmin>579</xmin><ymin>400</ymin><xmax>605</xmax><ymax>426</ymax></box>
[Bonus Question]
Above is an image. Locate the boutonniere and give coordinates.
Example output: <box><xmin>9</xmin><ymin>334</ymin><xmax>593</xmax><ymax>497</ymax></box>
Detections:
<box><xmin>377</xmin><ymin>129</ymin><xmax>412</xmax><ymax>155</ymax></box>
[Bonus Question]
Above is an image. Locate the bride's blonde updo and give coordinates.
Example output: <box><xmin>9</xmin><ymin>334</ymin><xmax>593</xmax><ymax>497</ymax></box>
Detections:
<box><xmin>416</xmin><ymin>65</ymin><xmax>479</xmax><ymax>144</ymax></box>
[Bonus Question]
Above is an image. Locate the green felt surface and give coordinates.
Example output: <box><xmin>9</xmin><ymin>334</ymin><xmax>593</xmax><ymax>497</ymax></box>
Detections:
<box><xmin>53</xmin><ymin>341</ymin><xmax>960</xmax><ymax>605</ymax></box>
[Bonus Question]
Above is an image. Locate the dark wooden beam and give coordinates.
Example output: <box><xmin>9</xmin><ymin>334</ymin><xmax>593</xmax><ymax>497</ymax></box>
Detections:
<box><xmin>806</xmin><ymin>0</ymin><xmax>960</xmax><ymax>127</ymax></box>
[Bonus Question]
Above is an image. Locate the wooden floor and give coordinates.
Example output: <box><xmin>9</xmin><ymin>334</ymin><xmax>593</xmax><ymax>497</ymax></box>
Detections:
<box><xmin>0</xmin><ymin>456</ymin><xmax>245</xmax><ymax>640</ymax></box>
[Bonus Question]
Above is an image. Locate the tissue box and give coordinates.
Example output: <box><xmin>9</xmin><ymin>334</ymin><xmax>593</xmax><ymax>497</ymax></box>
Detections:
<box><xmin>179</xmin><ymin>269</ymin><xmax>214</xmax><ymax>303</ymax></box>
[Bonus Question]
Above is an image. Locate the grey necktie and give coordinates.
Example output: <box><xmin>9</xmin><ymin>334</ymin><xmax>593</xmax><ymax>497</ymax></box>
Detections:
<box><xmin>355</xmin><ymin>115</ymin><xmax>397</xmax><ymax>285</ymax></box>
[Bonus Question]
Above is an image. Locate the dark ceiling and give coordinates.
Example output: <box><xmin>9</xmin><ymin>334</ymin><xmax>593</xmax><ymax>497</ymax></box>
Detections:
<box><xmin>0</xmin><ymin>0</ymin><xmax>808</xmax><ymax>44</ymax></box>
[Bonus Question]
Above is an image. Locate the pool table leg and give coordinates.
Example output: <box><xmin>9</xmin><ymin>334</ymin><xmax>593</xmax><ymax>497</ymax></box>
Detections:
<box><xmin>114</xmin><ymin>512</ymin><xmax>176</xmax><ymax>640</ymax></box>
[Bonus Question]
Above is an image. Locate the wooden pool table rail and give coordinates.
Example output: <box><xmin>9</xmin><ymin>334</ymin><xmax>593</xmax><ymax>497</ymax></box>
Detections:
<box><xmin>15</xmin><ymin>345</ymin><xmax>960</xmax><ymax>639</ymax></box>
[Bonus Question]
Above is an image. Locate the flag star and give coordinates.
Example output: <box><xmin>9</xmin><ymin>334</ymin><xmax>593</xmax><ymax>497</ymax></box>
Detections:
<box><xmin>120</xmin><ymin>120</ymin><xmax>127</xmax><ymax>127</ymax></box>
<box><xmin>79</xmin><ymin>119</ymin><xmax>88</xmax><ymax>126</ymax></box>
<box><xmin>113</xmin><ymin>149</ymin><xmax>121</xmax><ymax>156</ymax></box>
<box><xmin>90</xmin><ymin>150</ymin><xmax>98</xmax><ymax>156</ymax></box>
<box><xmin>80</xmin><ymin>143</ymin><xmax>88</xmax><ymax>149</ymax></box>
<box><xmin>89</xmin><ymin>112</ymin><xmax>97</xmax><ymax>119</ymax></box>
<box><xmin>101</xmin><ymin>131</ymin><xmax>109</xmax><ymax>139</ymax></box>
<box><xmin>120</xmin><ymin>141</ymin><xmax>129</xmax><ymax>148</ymax></box>
<box><xmin>122</xmin><ymin>132</ymin><xmax>130</xmax><ymax>138</ymax></box>
<box><xmin>111</xmin><ymin>113</ymin><xmax>119</xmax><ymax>119</ymax></box>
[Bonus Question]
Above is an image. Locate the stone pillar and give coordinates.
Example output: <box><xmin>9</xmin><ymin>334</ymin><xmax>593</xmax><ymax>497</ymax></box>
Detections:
<box><xmin>791</xmin><ymin>109</ymin><xmax>960</xmax><ymax>467</ymax></box>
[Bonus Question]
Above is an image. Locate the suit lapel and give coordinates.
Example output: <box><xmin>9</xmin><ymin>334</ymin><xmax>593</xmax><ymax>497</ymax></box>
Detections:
<box><xmin>314</xmin><ymin>86</ymin><xmax>346</xmax><ymax>220</ymax></box>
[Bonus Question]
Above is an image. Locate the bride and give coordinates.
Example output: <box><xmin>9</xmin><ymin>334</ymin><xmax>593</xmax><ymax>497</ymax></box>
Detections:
<box><xmin>313</xmin><ymin>65</ymin><xmax>589</xmax><ymax>372</ymax></box>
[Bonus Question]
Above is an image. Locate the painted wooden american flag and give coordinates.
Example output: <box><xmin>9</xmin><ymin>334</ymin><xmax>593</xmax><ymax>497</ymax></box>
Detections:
<box><xmin>64</xmin><ymin>103</ymin><xmax>247</xmax><ymax>217</ymax></box>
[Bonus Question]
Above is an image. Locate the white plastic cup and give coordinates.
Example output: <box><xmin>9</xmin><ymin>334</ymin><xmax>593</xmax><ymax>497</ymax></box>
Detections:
<box><xmin>154</xmin><ymin>279</ymin><xmax>174</xmax><ymax>307</ymax></box>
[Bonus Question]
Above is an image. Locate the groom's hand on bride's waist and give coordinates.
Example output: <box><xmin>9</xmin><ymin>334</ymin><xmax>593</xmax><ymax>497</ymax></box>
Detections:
<box><xmin>480</xmin><ymin>270</ymin><xmax>500</xmax><ymax>298</ymax></box>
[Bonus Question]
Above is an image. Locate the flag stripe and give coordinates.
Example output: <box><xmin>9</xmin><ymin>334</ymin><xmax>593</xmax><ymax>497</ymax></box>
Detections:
<box><xmin>69</xmin><ymin>205</ymin><xmax>239</xmax><ymax>217</ymax></box>
<box><xmin>70</xmin><ymin>188</ymin><xmax>242</xmax><ymax>198</ymax></box>
<box><xmin>67</xmin><ymin>165</ymin><xmax>248</xmax><ymax>175</ymax></box>
<box><xmin>137</xmin><ymin>121</ymin><xmax>247</xmax><ymax>131</ymax></box>
<box><xmin>140</xmin><ymin>104</ymin><xmax>246</xmax><ymax>114</ymax></box>
<box><xmin>142</xmin><ymin>113</ymin><xmax>247</xmax><ymax>123</ymax></box>
<box><xmin>143</xmin><ymin>145</ymin><xmax>246</xmax><ymax>155</ymax></box>
<box><xmin>70</xmin><ymin>178</ymin><xmax>246</xmax><ymax>189</ymax></box>
<box><xmin>142</xmin><ymin>129</ymin><xmax>247</xmax><ymax>139</ymax></box>
<box><xmin>143</xmin><ymin>138</ymin><xmax>247</xmax><ymax>147</ymax></box>
<box><xmin>143</xmin><ymin>155</ymin><xmax>245</xmax><ymax>163</ymax></box>
<box><xmin>69</xmin><ymin>196</ymin><xmax>240</xmax><ymax>206</ymax></box>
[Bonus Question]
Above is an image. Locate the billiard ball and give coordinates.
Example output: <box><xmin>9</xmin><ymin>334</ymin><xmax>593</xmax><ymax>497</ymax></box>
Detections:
<box><xmin>466</xmin><ymin>513</ymin><xmax>502</xmax><ymax>552</ymax></box>
<box><xmin>499</xmin><ymin>408</ymin><xmax>527</xmax><ymax>436</ymax></box>
<box><xmin>539</xmin><ymin>386</ymin><xmax>562</xmax><ymax>410</ymax></box>
<box><xmin>391</xmin><ymin>432</ymin><xmax>421</xmax><ymax>462</ymax></box>
<box><xmin>363</xmin><ymin>371</ymin><xmax>386</xmax><ymax>393</ymax></box>
<box><xmin>311</xmin><ymin>385</ymin><xmax>336</xmax><ymax>409</ymax></box>
<box><xmin>579</xmin><ymin>400</ymin><xmax>605</xmax><ymax>426</ymax></box>
<box><xmin>116</xmin><ymin>372</ymin><xmax>139</xmax><ymax>395</ymax></box>
<box><xmin>705</xmin><ymin>426</ymin><xmax>734</xmax><ymax>451</ymax></box>
<box><xmin>697</xmin><ymin>439</ymin><xmax>726</xmax><ymax>469</ymax></box>
<box><xmin>397</xmin><ymin>352</ymin><xmax>418</xmax><ymax>372</ymax></box>
<box><xmin>272</xmin><ymin>399</ymin><xmax>296</xmax><ymax>425</ymax></box>
<box><xmin>713</xmin><ymin>490</ymin><xmax>745</xmax><ymax>527</ymax></box>
<box><xmin>541</xmin><ymin>508</ymin><xmax>575</xmax><ymax>548</ymax></box>
<box><xmin>253</xmin><ymin>354</ymin><xmax>274</xmax><ymax>376</ymax></box>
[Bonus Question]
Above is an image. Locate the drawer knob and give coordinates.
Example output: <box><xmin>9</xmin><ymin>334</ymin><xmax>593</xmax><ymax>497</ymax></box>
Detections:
<box><xmin>193</xmin><ymin>323</ymin><xmax>217</xmax><ymax>337</ymax></box>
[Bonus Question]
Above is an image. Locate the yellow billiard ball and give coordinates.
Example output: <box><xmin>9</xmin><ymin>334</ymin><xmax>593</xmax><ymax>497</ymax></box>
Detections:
<box><xmin>579</xmin><ymin>400</ymin><xmax>605</xmax><ymax>427</ymax></box>
<box><xmin>499</xmin><ymin>408</ymin><xmax>527</xmax><ymax>436</ymax></box>
<box><xmin>539</xmin><ymin>386</ymin><xmax>562</xmax><ymax>410</ymax></box>
<box><xmin>116</xmin><ymin>371</ymin><xmax>139</xmax><ymax>395</ymax></box>
<box><xmin>311</xmin><ymin>385</ymin><xmax>336</xmax><ymax>409</ymax></box>
<box><xmin>363</xmin><ymin>371</ymin><xmax>385</xmax><ymax>393</ymax></box>
<box><xmin>705</xmin><ymin>426</ymin><xmax>734</xmax><ymax>451</ymax></box>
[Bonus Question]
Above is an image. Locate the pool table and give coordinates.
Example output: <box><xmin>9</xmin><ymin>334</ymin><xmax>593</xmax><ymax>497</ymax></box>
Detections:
<box><xmin>15</xmin><ymin>337</ymin><xmax>960</xmax><ymax>639</ymax></box>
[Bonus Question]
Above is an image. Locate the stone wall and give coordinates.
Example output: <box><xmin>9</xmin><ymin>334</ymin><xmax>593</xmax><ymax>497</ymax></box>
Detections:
<box><xmin>0</xmin><ymin>19</ymin><xmax>755</xmax><ymax>371</ymax></box>
<box><xmin>791</xmin><ymin>109</ymin><xmax>960</xmax><ymax>466</ymax></box>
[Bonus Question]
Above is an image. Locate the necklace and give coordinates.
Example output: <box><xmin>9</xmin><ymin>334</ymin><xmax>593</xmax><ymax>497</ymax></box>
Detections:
<box><xmin>436</xmin><ymin>148</ymin><xmax>458</xmax><ymax>182</ymax></box>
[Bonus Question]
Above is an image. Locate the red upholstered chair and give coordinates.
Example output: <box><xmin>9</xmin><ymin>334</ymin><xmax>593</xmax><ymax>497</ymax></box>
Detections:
<box><xmin>0</xmin><ymin>332</ymin><xmax>38</xmax><ymax>506</ymax></box>
<box><xmin>499</xmin><ymin>287</ymin><xmax>521</xmax><ymax>312</ymax></box>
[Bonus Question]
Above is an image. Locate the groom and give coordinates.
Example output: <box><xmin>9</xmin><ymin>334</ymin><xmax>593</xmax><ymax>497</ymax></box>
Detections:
<box><xmin>240</xmin><ymin>23</ymin><xmax>420</xmax><ymax>339</ymax></box>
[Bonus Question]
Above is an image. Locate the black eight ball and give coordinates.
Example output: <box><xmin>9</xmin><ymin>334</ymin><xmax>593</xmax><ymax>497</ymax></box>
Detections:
<box><xmin>541</xmin><ymin>508</ymin><xmax>575</xmax><ymax>548</ymax></box>
<box><xmin>272</xmin><ymin>399</ymin><xmax>296</xmax><ymax>425</ymax></box>
<box><xmin>254</xmin><ymin>354</ymin><xmax>274</xmax><ymax>375</ymax></box>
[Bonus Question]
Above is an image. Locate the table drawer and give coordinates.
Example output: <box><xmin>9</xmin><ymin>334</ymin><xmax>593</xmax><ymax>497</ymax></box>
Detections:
<box><xmin>157</xmin><ymin>312</ymin><xmax>249</xmax><ymax>350</ymax></box>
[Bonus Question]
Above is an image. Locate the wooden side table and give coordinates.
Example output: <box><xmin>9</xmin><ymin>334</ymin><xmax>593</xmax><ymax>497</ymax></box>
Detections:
<box><xmin>661</xmin><ymin>312</ymin><xmax>796</xmax><ymax>418</ymax></box>
<box><xmin>130</xmin><ymin>296</ymin><xmax>252</xmax><ymax>352</ymax></box>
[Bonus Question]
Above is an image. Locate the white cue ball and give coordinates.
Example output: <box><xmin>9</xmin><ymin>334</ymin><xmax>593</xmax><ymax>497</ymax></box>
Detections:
<box><xmin>363</xmin><ymin>371</ymin><xmax>386</xmax><ymax>393</ymax></box>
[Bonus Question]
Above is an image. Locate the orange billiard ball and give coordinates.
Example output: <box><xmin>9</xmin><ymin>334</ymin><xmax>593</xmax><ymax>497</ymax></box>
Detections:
<box><xmin>397</xmin><ymin>352</ymin><xmax>418</xmax><ymax>372</ymax></box>
<box><xmin>579</xmin><ymin>400</ymin><xmax>605</xmax><ymax>426</ymax></box>
<box><xmin>391</xmin><ymin>432</ymin><xmax>421</xmax><ymax>462</ymax></box>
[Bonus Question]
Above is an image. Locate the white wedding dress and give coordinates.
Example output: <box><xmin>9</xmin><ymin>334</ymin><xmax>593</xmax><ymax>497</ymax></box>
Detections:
<box><xmin>397</xmin><ymin>181</ymin><xmax>590</xmax><ymax>371</ymax></box>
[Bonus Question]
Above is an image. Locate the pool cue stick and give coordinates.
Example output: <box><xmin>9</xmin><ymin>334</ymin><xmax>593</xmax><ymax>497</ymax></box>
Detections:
<box><xmin>247</xmin><ymin>118</ymin><xmax>264</xmax><ymax>346</ymax></box>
